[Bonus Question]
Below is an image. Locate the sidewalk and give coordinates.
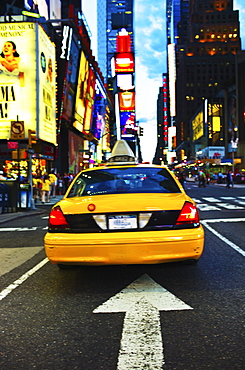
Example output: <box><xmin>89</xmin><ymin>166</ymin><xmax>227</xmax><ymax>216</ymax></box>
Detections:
<box><xmin>0</xmin><ymin>195</ymin><xmax>63</xmax><ymax>224</ymax></box>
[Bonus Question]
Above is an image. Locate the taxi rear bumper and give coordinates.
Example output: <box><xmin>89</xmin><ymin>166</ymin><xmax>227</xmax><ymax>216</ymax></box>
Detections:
<box><xmin>44</xmin><ymin>226</ymin><xmax>204</xmax><ymax>265</ymax></box>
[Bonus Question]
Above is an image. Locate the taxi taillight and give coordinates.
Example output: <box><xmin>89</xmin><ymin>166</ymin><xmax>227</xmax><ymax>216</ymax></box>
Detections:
<box><xmin>48</xmin><ymin>206</ymin><xmax>70</xmax><ymax>229</ymax></box>
<box><xmin>176</xmin><ymin>202</ymin><xmax>199</xmax><ymax>225</ymax></box>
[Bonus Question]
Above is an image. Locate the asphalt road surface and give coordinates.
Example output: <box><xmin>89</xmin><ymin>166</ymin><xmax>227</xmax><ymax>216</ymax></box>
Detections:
<box><xmin>0</xmin><ymin>183</ymin><xmax>244</xmax><ymax>369</ymax></box>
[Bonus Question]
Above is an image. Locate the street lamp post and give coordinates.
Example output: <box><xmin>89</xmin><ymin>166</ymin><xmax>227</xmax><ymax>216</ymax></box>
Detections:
<box><xmin>231</xmin><ymin>137</ymin><xmax>239</xmax><ymax>173</ymax></box>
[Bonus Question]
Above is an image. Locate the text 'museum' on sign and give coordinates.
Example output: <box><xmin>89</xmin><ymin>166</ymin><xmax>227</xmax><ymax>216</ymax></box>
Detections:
<box><xmin>0</xmin><ymin>22</ymin><xmax>56</xmax><ymax>145</ymax></box>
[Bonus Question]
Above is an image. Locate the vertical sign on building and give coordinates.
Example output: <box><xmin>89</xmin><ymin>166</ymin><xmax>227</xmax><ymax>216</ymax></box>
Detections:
<box><xmin>168</xmin><ymin>43</ymin><xmax>176</xmax><ymax>118</ymax></box>
<box><xmin>162</xmin><ymin>75</ymin><xmax>169</xmax><ymax>147</ymax></box>
<box><xmin>38</xmin><ymin>24</ymin><xmax>57</xmax><ymax>145</ymax></box>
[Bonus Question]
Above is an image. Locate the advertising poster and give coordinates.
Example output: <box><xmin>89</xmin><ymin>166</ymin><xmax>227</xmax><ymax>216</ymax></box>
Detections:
<box><xmin>120</xmin><ymin>111</ymin><xmax>136</xmax><ymax>140</ymax></box>
<box><xmin>38</xmin><ymin>24</ymin><xmax>56</xmax><ymax>145</ymax></box>
<box><xmin>61</xmin><ymin>38</ymin><xmax>79</xmax><ymax>121</ymax></box>
<box><xmin>83</xmin><ymin>67</ymin><xmax>96</xmax><ymax>132</ymax></box>
<box><xmin>91</xmin><ymin>83</ymin><xmax>106</xmax><ymax>140</ymax></box>
<box><xmin>0</xmin><ymin>22</ymin><xmax>36</xmax><ymax>139</ymax></box>
<box><xmin>74</xmin><ymin>51</ymin><xmax>95</xmax><ymax>133</ymax></box>
<box><xmin>74</xmin><ymin>51</ymin><xmax>89</xmax><ymax>132</ymax></box>
<box><xmin>68</xmin><ymin>130</ymin><xmax>85</xmax><ymax>174</ymax></box>
<box><xmin>115</xmin><ymin>52</ymin><xmax>134</xmax><ymax>73</ymax></box>
<box><xmin>119</xmin><ymin>91</ymin><xmax>135</xmax><ymax>111</ymax></box>
<box><xmin>0</xmin><ymin>22</ymin><xmax>56</xmax><ymax>145</ymax></box>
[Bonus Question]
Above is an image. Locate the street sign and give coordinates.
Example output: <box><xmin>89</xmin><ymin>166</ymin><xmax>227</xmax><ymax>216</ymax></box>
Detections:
<box><xmin>10</xmin><ymin>121</ymin><xmax>25</xmax><ymax>140</ymax></box>
<box><xmin>27</xmin><ymin>148</ymin><xmax>35</xmax><ymax>154</ymax></box>
<box><xmin>7</xmin><ymin>141</ymin><xmax>18</xmax><ymax>149</ymax></box>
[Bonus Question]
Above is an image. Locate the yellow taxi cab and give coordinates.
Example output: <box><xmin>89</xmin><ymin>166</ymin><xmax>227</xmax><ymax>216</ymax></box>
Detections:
<box><xmin>44</xmin><ymin>140</ymin><xmax>204</xmax><ymax>268</ymax></box>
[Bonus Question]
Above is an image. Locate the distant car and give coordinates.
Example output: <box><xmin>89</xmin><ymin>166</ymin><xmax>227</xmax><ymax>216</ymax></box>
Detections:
<box><xmin>44</xmin><ymin>141</ymin><xmax>204</xmax><ymax>268</ymax></box>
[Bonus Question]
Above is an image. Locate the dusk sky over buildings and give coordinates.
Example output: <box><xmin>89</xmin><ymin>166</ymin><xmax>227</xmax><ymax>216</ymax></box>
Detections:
<box><xmin>83</xmin><ymin>0</ymin><xmax>245</xmax><ymax>161</ymax></box>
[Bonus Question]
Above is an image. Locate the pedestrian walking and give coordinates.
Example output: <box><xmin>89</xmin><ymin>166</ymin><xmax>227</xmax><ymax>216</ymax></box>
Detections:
<box><xmin>226</xmin><ymin>170</ymin><xmax>234</xmax><ymax>188</ymax></box>
<box><xmin>178</xmin><ymin>171</ymin><xmax>186</xmax><ymax>190</ymax></box>
<box><xmin>49</xmin><ymin>170</ymin><xmax>57</xmax><ymax>198</ymax></box>
<box><xmin>41</xmin><ymin>174</ymin><xmax>51</xmax><ymax>203</ymax></box>
<box><xmin>198</xmin><ymin>170</ymin><xmax>206</xmax><ymax>187</ymax></box>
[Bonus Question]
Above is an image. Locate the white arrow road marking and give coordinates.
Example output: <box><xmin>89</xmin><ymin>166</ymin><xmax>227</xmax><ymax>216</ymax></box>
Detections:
<box><xmin>94</xmin><ymin>274</ymin><xmax>193</xmax><ymax>369</ymax></box>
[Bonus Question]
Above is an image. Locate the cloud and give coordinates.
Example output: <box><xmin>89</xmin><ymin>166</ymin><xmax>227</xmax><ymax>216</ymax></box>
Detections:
<box><xmin>135</xmin><ymin>0</ymin><xmax>167</xmax><ymax>79</ymax></box>
<box><xmin>134</xmin><ymin>0</ymin><xmax>166</xmax><ymax>160</ymax></box>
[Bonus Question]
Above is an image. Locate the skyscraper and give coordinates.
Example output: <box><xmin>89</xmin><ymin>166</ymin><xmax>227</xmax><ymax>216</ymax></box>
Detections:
<box><xmin>97</xmin><ymin>0</ymin><xmax>134</xmax><ymax>83</ymax></box>
<box><xmin>171</xmin><ymin>0</ymin><xmax>241</xmax><ymax>158</ymax></box>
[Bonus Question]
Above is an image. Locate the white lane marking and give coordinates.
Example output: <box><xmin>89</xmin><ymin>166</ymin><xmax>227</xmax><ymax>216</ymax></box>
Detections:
<box><xmin>0</xmin><ymin>227</ymin><xmax>37</xmax><ymax>232</ymax></box>
<box><xmin>197</xmin><ymin>204</ymin><xmax>220</xmax><ymax>211</ymax></box>
<box><xmin>0</xmin><ymin>258</ymin><xmax>49</xmax><ymax>301</ymax></box>
<box><xmin>192</xmin><ymin>198</ymin><xmax>201</xmax><ymax>203</ymax></box>
<box><xmin>218</xmin><ymin>203</ymin><xmax>243</xmax><ymax>209</ymax></box>
<box><xmin>220</xmin><ymin>197</ymin><xmax>235</xmax><ymax>200</ymax></box>
<box><xmin>238</xmin><ymin>196</ymin><xmax>245</xmax><ymax>199</ymax></box>
<box><xmin>94</xmin><ymin>274</ymin><xmax>192</xmax><ymax>370</ymax></box>
<box><xmin>234</xmin><ymin>200</ymin><xmax>245</xmax><ymax>206</ymax></box>
<box><xmin>202</xmin><ymin>197</ymin><xmax>221</xmax><ymax>202</ymax></box>
<box><xmin>202</xmin><ymin>219</ymin><xmax>245</xmax><ymax>257</ymax></box>
<box><xmin>203</xmin><ymin>218</ymin><xmax>245</xmax><ymax>223</ymax></box>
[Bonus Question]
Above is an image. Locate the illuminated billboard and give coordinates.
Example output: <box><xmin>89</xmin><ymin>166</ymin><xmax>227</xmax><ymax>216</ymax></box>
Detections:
<box><xmin>120</xmin><ymin>112</ymin><xmax>136</xmax><ymax>140</ymax></box>
<box><xmin>38</xmin><ymin>25</ymin><xmax>56</xmax><ymax>144</ymax></box>
<box><xmin>91</xmin><ymin>81</ymin><xmax>107</xmax><ymax>140</ymax></box>
<box><xmin>115</xmin><ymin>52</ymin><xmax>134</xmax><ymax>73</ymax></box>
<box><xmin>192</xmin><ymin>111</ymin><xmax>204</xmax><ymax>142</ymax></box>
<box><xmin>84</xmin><ymin>67</ymin><xmax>96</xmax><ymax>131</ymax></box>
<box><xmin>74</xmin><ymin>51</ymin><xmax>96</xmax><ymax>133</ymax></box>
<box><xmin>68</xmin><ymin>130</ymin><xmax>85</xmax><ymax>174</ymax></box>
<box><xmin>0</xmin><ymin>22</ymin><xmax>56</xmax><ymax>144</ymax></box>
<box><xmin>119</xmin><ymin>91</ymin><xmax>135</xmax><ymax>111</ymax></box>
<box><xmin>61</xmin><ymin>38</ymin><xmax>79</xmax><ymax>121</ymax></box>
<box><xmin>116</xmin><ymin>74</ymin><xmax>133</xmax><ymax>90</ymax></box>
<box><xmin>168</xmin><ymin>43</ymin><xmax>176</xmax><ymax>117</ymax></box>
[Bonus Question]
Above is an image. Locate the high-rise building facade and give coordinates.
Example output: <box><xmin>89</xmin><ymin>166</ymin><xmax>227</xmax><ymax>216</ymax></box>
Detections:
<box><xmin>97</xmin><ymin>0</ymin><xmax>134</xmax><ymax>83</ymax></box>
<box><xmin>175</xmin><ymin>0</ymin><xmax>241</xmax><ymax>158</ymax></box>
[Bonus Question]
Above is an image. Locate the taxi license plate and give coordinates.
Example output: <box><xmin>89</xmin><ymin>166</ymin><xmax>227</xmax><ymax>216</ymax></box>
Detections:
<box><xmin>108</xmin><ymin>215</ymin><xmax>137</xmax><ymax>230</ymax></box>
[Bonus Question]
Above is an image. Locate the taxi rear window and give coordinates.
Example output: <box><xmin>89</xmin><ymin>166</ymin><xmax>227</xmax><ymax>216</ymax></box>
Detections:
<box><xmin>67</xmin><ymin>167</ymin><xmax>181</xmax><ymax>197</ymax></box>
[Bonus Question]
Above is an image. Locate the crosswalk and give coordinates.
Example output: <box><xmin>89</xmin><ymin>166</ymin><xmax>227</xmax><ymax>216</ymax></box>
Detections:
<box><xmin>192</xmin><ymin>196</ymin><xmax>245</xmax><ymax>211</ymax></box>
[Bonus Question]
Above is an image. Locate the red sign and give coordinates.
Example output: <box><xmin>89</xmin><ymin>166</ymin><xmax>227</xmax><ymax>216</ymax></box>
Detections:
<box><xmin>115</xmin><ymin>52</ymin><xmax>134</xmax><ymax>73</ymax></box>
<box><xmin>7</xmin><ymin>141</ymin><xmax>18</xmax><ymax>149</ymax></box>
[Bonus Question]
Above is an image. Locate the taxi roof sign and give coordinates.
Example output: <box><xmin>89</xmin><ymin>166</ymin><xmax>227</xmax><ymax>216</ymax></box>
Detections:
<box><xmin>107</xmin><ymin>140</ymin><xmax>137</xmax><ymax>165</ymax></box>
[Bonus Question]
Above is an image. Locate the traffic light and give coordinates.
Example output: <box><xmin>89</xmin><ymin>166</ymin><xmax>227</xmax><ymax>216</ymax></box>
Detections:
<box><xmin>139</xmin><ymin>127</ymin><xmax>144</xmax><ymax>136</ymax></box>
<box><xmin>28</xmin><ymin>129</ymin><xmax>37</xmax><ymax>147</ymax></box>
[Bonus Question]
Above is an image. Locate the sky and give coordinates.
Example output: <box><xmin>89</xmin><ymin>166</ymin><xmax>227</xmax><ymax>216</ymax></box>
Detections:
<box><xmin>83</xmin><ymin>0</ymin><xmax>245</xmax><ymax>162</ymax></box>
